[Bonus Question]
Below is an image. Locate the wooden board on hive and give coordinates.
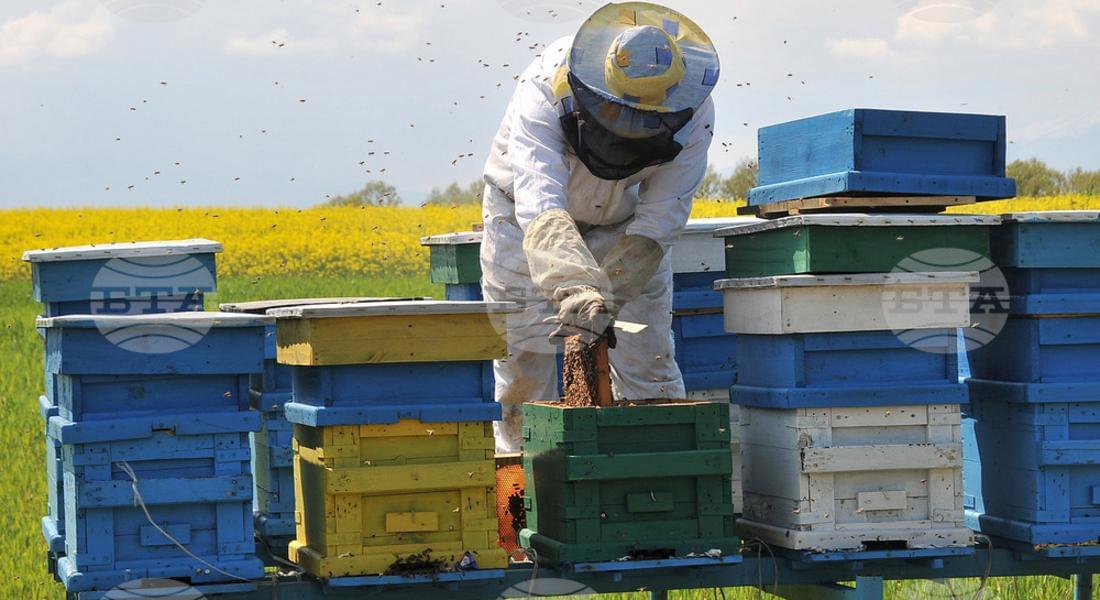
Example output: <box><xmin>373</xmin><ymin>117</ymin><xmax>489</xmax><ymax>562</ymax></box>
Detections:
<box><xmin>738</xmin><ymin>195</ymin><xmax>977</xmax><ymax>219</ymax></box>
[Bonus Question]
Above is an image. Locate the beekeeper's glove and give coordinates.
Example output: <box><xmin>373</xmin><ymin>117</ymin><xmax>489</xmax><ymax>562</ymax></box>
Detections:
<box><xmin>523</xmin><ymin>209</ymin><xmax>612</xmax><ymax>343</ymax></box>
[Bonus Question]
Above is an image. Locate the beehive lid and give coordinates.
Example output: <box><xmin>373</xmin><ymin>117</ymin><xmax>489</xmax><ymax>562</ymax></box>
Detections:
<box><xmin>219</xmin><ymin>297</ymin><xmax>429</xmax><ymax>314</ymax></box>
<box><xmin>1000</xmin><ymin>211</ymin><xmax>1100</xmax><ymax>223</ymax></box>
<box><xmin>420</xmin><ymin>231</ymin><xmax>484</xmax><ymax>246</ymax></box>
<box><xmin>680</xmin><ymin>217</ymin><xmax>759</xmax><ymax>233</ymax></box>
<box><xmin>22</xmin><ymin>239</ymin><xmax>222</xmax><ymax>262</ymax></box>
<box><xmin>715</xmin><ymin>271</ymin><xmax>979</xmax><ymax>290</ymax></box>
<box><xmin>36</xmin><ymin>311</ymin><xmax>272</xmax><ymax>328</ymax></box>
<box><xmin>713</xmin><ymin>214</ymin><xmax>1001</xmax><ymax>237</ymax></box>
<box><xmin>267</xmin><ymin>300</ymin><xmax>519</xmax><ymax>318</ymax></box>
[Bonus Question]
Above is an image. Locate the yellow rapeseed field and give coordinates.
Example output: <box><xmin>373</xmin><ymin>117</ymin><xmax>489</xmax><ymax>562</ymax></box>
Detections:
<box><xmin>2</xmin><ymin>195</ymin><xmax>1097</xmax><ymax>282</ymax></box>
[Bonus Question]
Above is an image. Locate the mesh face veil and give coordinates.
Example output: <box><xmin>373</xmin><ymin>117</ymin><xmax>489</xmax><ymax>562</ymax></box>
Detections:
<box><xmin>560</xmin><ymin>72</ymin><xmax>692</xmax><ymax>181</ymax></box>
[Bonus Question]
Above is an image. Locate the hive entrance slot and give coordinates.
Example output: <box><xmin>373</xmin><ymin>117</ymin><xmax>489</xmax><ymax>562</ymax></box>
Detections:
<box><xmin>628</xmin><ymin>548</ymin><xmax>675</xmax><ymax>560</ymax></box>
<box><xmin>861</xmin><ymin>540</ymin><xmax>909</xmax><ymax>552</ymax></box>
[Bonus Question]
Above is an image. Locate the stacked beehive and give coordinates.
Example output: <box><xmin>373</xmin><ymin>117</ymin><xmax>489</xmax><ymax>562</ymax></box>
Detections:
<box><xmin>965</xmin><ymin>211</ymin><xmax>1100</xmax><ymax>547</ymax></box>
<box><xmin>23</xmin><ymin>240</ymin><xmax>220</xmax><ymax>573</ymax></box>
<box><xmin>219</xmin><ymin>297</ymin><xmax>400</xmax><ymax>559</ymax></box>
<box><xmin>716</xmin><ymin>108</ymin><xmax>1018</xmax><ymax>553</ymax></box>
<box><xmin>268</xmin><ymin>300</ymin><xmax>517</xmax><ymax>579</ymax></box>
<box><xmin>39</xmin><ymin>311</ymin><xmax>269</xmax><ymax>592</ymax></box>
<box><xmin>718</xmin><ymin>134</ymin><xmax>1015</xmax><ymax>552</ymax></box>
<box><xmin>520</xmin><ymin>399</ymin><xmax>741</xmax><ymax>563</ymax></box>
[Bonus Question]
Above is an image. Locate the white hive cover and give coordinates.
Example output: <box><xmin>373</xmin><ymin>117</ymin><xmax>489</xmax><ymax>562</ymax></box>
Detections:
<box><xmin>419</xmin><ymin>231</ymin><xmax>484</xmax><ymax>246</ymax></box>
<box><xmin>23</xmin><ymin>239</ymin><xmax>222</xmax><ymax>262</ymax></box>
<box><xmin>266</xmin><ymin>300</ymin><xmax>519</xmax><ymax>318</ymax></box>
<box><xmin>219</xmin><ymin>297</ymin><xmax>429</xmax><ymax>314</ymax></box>
<box><xmin>714</xmin><ymin>271</ymin><xmax>979</xmax><ymax>290</ymax></box>
<box><xmin>713</xmin><ymin>214</ymin><xmax>1001</xmax><ymax>237</ymax></box>
<box><xmin>36</xmin><ymin>311</ymin><xmax>272</xmax><ymax>329</ymax></box>
<box><xmin>1000</xmin><ymin>211</ymin><xmax>1100</xmax><ymax>223</ymax></box>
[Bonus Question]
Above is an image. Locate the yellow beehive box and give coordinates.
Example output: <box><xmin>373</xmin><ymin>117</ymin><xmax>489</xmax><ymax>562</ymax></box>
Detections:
<box><xmin>288</xmin><ymin>419</ymin><xmax>508</xmax><ymax>577</ymax></box>
<box><xmin>269</xmin><ymin>301</ymin><xmax>517</xmax><ymax>366</ymax></box>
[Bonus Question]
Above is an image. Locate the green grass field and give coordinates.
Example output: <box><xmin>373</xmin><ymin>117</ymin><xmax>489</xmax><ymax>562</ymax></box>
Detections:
<box><xmin>0</xmin><ymin>276</ymin><xmax>1080</xmax><ymax>599</ymax></box>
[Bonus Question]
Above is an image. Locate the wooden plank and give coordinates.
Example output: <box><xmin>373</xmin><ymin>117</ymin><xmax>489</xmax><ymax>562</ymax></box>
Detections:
<box><xmin>269</xmin><ymin>300</ymin><xmax>516</xmax><ymax>319</ymax></box>
<box><xmin>802</xmin><ymin>444</ymin><xmax>962</xmax><ymax>473</ymax></box>
<box><xmin>745</xmin><ymin>196</ymin><xmax>976</xmax><ymax>219</ymax></box>
<box><xmin>220</xmin><ymin>297</ymin><xmax>418</xmax><ymax>313</ymax></box>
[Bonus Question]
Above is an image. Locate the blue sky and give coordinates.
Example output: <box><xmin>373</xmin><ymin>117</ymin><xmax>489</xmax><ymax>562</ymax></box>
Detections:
<box><xmin>1</xmin><ymin>0</ymin><xmax>1098</xmax><ymax>207</ymax></box>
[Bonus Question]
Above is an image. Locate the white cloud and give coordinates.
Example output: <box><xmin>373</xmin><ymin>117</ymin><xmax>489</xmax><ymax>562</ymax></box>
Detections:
<box><xmin>222</xmin><ymin>3</ymin><xmax>430</xmax><ymax>58</ymax></box>
<box><xmin>826</xmin><ymin>37</ymin><xmax>897</xmax><ymax>60</ymax></box>
<box><xmin>0</xmin><ymin>0</ymin><xmax>115</xmax><ymax>68</ymax></box>
<box><xmin>895</xmin><ymin>0</ymin><xmax>1100</xmax><ymax>48</ymax></box>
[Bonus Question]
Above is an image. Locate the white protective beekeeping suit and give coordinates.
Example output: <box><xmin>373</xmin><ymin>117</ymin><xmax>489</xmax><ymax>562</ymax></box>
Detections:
<box><xmin>480</xmin><ymin>4</ymin><xmax>719</xmax><ymax>453</ymax></box>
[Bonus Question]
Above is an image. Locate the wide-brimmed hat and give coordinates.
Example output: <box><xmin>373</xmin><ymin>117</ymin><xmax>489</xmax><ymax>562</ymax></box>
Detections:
<box><xmin>568</xmin><ymin>2</ymin><xmax>719</xmax><ymax>115</ymax></box>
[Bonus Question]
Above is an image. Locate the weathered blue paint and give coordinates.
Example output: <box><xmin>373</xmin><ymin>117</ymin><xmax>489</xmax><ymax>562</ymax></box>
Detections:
<box><xmin>735</xmin><ymin>330</ymin><xmax>960</xmax><ymax>388</ymax></box>
<box><xmin>43</xmin><ymin>320</ymin><xmax>266</xmax><ymax>376</ymax></box>
<box><xmin>1006</xmin><ymin>268</ymin><xmax>1100</xmax><ymax>315</ymax></box>
<box><xmin>970</xmin><ymin>316</ymin><xmax>1100</xmax><ymax>383</ymax></box>
<box><xmin>672</xmin><ymin>313</ymin><xmax>737</xmax><ymax>392</ymax></box>
<box><xmin>444</xmin><ymin>283</ymin><xmax>484</xmax><ymax>301</ymax></box>
<box><xmin>251</xmin><ymin>409</ymin><xmax>296</xmax><ymax>540</ymax></box>
<box><xmin>730</xmin><ymin>382</ymin><xmax>968</xmax><ymax>409</ymax></box>
<box><xmin>284</xmin><ymin>360</ymin><xmax>498</xmax><ymax>426</ymax></box>
<box><xmin>30</xmin><ymin>253</ymin><xmax>218</xmax><ymax>305</ymax></box>
<box><xmin>55</xmin><ymin>429</ymin><xmax>264</xmax><ymax>592</ymax></box>
<box><xmin>964</xmin><ymin>391</ymin><xmax>1100</xmax><ymax>545</ymax></box>
<box><xmin>750</xmin><ymin>109</ymin><xmax>1015</xmax><ymax>205</ymax></box>
<box><xmin>55</xmin><ymin>373</ymin><xmax>252</xmax><ymax>423</ymax></box>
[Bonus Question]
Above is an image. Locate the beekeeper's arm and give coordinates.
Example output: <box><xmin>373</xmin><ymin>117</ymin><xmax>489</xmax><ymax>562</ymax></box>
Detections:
<box><xmin>509</xmin><ymin>74</ymin><xmax>609</xmax><ymax>339</ymax></box>
<box><xmin>602</xmin><ymin>97</ymin><xmax>716</xmax><ymax>314</ymax></box>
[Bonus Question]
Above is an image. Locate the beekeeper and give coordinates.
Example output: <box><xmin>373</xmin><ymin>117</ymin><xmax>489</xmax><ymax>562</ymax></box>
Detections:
<box><xmin>480</xmin><ymin>2</ymin><xmax>720</xmax><ymax>452</ymax></box>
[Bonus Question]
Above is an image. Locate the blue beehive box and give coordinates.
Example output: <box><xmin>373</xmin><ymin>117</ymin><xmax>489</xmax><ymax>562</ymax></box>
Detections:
<box><xmin>38</xmin><ymin>312</ymin><xmax>268</xmax><ymax>591</ymax></box>
<box><xmin>964</xmin><ymin>389</ymin><xmax>1100</xmax><ymax>545</ymax></box>
<box><xmin>53</xmin><ymin>429</ymin><xmax>264</xmax><ymax>591</ymax></box>
<box><xmin>269</xmin><ymin>301</ymin><xmax>518</xmax><ymax>427</ymax></box>
<box><xmin>670</xmin><ymin>218</ymin><xmax>748</xmax><ymax>393</ymax></box>
<box><xmin>992</xmin><ymin>212</ymin><xmax>1100</xmax><ymax>315</ymax></box>
<box><xmin>731</xmin><ymin>330</ymin><xmax>968</xmax><ymax>408</ymax></box>
<box><xmin>23</xmin><ymin>239</ymin><xmax>220</xmax><ymax>317</ymax></box>
<box><xmin>26</xmin><ymin>241</ymin><xmax>220</xmax><ymax>558</ymax></box>
<box><xmin>970</xmin><ymin>315</ymin><xmax>1100</xmax><ymax>386</ymax></box>
<box><xmin>749</xmin><ymin>108</ymin><xmax>1016</xmax><ymax>205</ymax></box>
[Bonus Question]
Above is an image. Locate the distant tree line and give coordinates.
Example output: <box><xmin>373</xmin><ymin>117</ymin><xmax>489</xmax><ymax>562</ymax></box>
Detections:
<box><xmin>323</xmin><ymin>157</ymin><xmax>1097</xmax><ymax>207</ymax></box>
<box><xmin>1007</xmin><ymin>159</ymin><xmax>1100</xmax><ymax>196</ymax></box>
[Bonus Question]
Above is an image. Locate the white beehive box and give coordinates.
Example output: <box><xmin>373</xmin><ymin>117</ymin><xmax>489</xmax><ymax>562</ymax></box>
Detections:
<box><xmin>716</xmin><ymin>272</ymin><xmax>977</xmax><ymax>335</ymax></box>
<box><xmin>738</xmin><ymin>404</ymin><xmax>971</xmax><ymax>551</ymax></box>
<box><xmin>671</xmin><ymin>217</ymin><xmax>758</xmax><ymax>274</ymax></box>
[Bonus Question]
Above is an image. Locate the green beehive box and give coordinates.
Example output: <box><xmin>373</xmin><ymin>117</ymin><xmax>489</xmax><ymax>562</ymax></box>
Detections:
<box><xmin>421</xmin><ymin>231</ymin><xmax>483</xmax><ymax>285</ymax></box>
<box><xmin>520</xmin><ymin>401</ymin><xmax>740</xmax><ymax>564</ymax></box>
<box><xmin>716</xmin><ymin>214</ymin><xmax>1000</xmax><ymax>278</ymax></box>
